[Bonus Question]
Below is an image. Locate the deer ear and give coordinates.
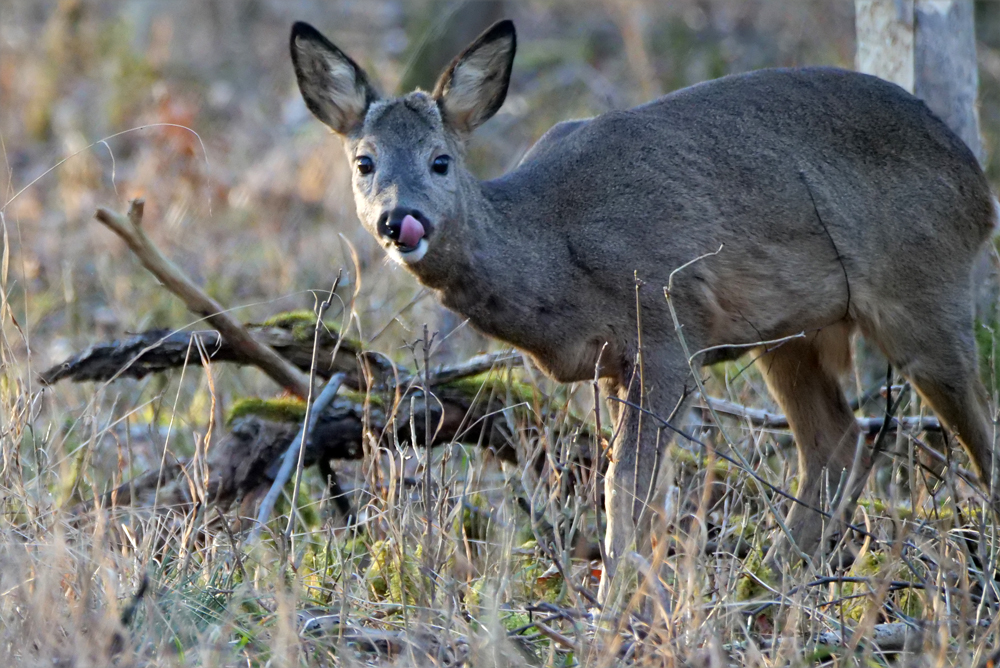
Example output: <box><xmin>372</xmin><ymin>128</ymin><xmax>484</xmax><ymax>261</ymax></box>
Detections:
<box><xmin>432</xmin><ymin>20</ymin><xmax>516</xmax><ymax>135</ymax></box>
<box><xmin>290</xmin><ymin>22</ymin><xmax>378</xmax><ymax>136</ymax></box>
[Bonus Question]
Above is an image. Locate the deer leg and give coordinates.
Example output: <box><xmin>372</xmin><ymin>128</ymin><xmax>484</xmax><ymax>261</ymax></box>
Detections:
<box><xmin>866</xmin><ymin>308</ymin><xmax>996</xmax><ymax>496</ymax></box>
<box><xmin>599</xmin><ymin>352</ymin><xmax>691</xmax><ymax>606</ymax></box>
<box><xmin>757</xmin><ymin>323</ymin><xmax>867</xmax><ymax>562</ymax></box>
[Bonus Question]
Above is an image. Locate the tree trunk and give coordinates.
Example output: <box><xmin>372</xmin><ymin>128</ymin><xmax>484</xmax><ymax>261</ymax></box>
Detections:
<box><xmin>855</xmin><ymin>0</ymin><xmax>915</xmax><ymax>91</ymax></box>
<box><xmin>915</xmin><ymin>0</ymin><xmax>984</xmax><ymax>162</ymax></box>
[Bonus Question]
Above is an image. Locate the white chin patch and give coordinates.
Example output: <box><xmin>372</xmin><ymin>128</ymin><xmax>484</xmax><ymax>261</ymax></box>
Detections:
<box><xmin>389</xmin><ymin>238</ymin><xmax>429</xmax><ymax>265</ymax></box>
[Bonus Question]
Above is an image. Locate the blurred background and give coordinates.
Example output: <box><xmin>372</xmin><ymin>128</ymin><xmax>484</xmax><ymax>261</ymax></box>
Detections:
<box><xmin>1</xmin><ymin>0</ymin><xmax>999</xmax><ymax>453</ymax></box>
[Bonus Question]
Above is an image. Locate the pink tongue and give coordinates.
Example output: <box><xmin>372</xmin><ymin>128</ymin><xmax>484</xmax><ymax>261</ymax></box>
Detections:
<box><xmin>398</xmin><ymin>214</ymin><xmax>425</xmax><ymax>249</ymax></box>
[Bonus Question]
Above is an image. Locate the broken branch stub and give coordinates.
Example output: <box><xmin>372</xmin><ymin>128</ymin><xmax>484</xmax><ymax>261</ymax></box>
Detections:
<box><xmin>94</xmin><ymin>199</ymin><xmax>313</xmax><ymax>398</ymax></box>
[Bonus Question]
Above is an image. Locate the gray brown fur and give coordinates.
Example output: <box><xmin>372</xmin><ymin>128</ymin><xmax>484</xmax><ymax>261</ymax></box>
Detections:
<box><xmin>290</xmin><ymin>19</ymin><xmax>997</xmax><ymax>596</ymax></box>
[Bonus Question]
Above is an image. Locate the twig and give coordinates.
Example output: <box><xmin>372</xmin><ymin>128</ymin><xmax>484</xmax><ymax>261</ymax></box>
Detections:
<box><xmin>421</xmin><ymin>324</ymin><xmax>437</xmax><ymax>607</ymax></box>
<box><xmin>532</xmin><ymin>621</ymin><xmax>580</xmax><ymax>652</ymax></box>
<box><xmin>94</xmin><ymin>199</ymin><xmax>312</xmax><ymax>398</ymax></box>
<box><xmin>248</xmin><ymin>371</ymin><xmax>346</xmax><ymax>544</ymax></box>
<box><xmin>592</xmin><ymin>372</ymin><xmax>609</xmax><ymax>573</ymax></box>
<box><xmin>748</xmin><ymin>622</ymin><xmax>920</xmax><ymax>653</ymax></box>
<box><xmin>284</xmin><ymin>279</ymin><xmax>341</xmax><ymax>552</ymax></box>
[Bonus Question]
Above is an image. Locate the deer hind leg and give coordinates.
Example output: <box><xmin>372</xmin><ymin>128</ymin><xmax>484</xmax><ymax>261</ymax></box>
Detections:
<box><xmin>757</xmin><ymin>322</ymin><xmax>867</xmax><ymax>560</ymax></box>
<box><xmin>864</xmin><ymin>304</ymin><xmax>996</xmax><ymax>494</ymax></box>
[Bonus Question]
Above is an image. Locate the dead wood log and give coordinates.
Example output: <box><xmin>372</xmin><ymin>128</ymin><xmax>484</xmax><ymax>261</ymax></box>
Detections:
<box><xmin>95</xmin><ymin>369</ymin><xmax>588</xmax><ymax>520</ymax></box>
<box><xmin>40</xmin><ymin>323</ymin><xmax>379</xmax><ymax>388</ymax></box>
<box><xmin>701</xmin><ymin>395</ymin><xmax>942</xmax><ymax>433</ymax></box>
<box><xmin>45</xmin><ymin>322</ymin><xmax>945</xmax><ymax>441</ymax></box>
<box><xmin>76</xmin><ymin>200</ymin><xmax>581</xmax><ymax>527</ymax></box>
<box><xmin>40</xmin><ymin>323</ymin><xmax>503</xmax><ymax>390</ymax></box>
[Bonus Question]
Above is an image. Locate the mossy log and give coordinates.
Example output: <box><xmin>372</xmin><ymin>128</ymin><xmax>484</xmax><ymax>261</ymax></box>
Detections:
<box><xmin>66</xmin><ymin>322</ymin><xmax>594</xmax><ymax>517</ymax></box>
<box><xmin>96</xmin><ymin>381</ymin><xmax>593</xmax><ymax>519</ymax></box>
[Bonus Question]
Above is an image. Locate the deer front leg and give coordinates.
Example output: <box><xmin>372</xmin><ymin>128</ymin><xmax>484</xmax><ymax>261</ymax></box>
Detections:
<box><xmin>598</xmin><ymin>353</ymin><xmax>691</xmax><ymax>607</ymax></box>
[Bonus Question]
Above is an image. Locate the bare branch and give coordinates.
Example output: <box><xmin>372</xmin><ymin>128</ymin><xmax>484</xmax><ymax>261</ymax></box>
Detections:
<box><xmin>699</xmin><ymin>395</ymin><xmax>942</xmax><ymax>433</ymax></box>
<box><xmin>94</xmin><ymin>199</ymin><xmax>313</xmax><ymax>398</ymax></box>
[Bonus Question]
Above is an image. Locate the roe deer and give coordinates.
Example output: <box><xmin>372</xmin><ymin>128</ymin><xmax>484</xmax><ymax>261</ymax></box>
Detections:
<box><xmin>290</xmin><ymin>19</ymin><xmax>998</xmax><ymax>599</ymax></box>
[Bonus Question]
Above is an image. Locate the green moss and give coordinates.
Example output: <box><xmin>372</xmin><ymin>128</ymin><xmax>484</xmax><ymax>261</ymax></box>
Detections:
<box><xmin>857</xmin><ymin>498</ymin><xmax>887</xmax><ymax>514</ymax></box>
<box><xmin>975</xmin><ymin>317</ymin><xmax>998</xmax><ymax>393</ymax></box>
<box><xmin>898</xmin><ymin>588</ymin><xmax>924</xmax><ymax>618</ymax></box>
<box><xmin>441</xmin><ymin>372</ymin><xmax>537</xmax><ymax>405</ymax></box>
<box><xmin>501</xmin><ymin>610</ymin><xmax>533</xmax><ymax>633</ymax></box>
<box><xmin>456</xmin><ymin>493</ymin><xmax>492</xmax><ymax>543</ymax></box>
<box><xmin>853</xmin><ymin>551</ymin><xmax>886</xmax><ymax>577</ymax></box>
<box><xmin>340</xmin><ymin>388</ymin><xmax>388</xmax><ymax>409</ymax></box>
<box><xmin>666</xmin><ymin>445</ymin><xmax>739</xmax><ymax>482</ymax></box>
<box><xmin>227</xmin><ymin>397</ymin><xmax>306</xmax><ymax>425</ymax></box>
<box><xmin>839</xmin><ymin>550</ymin><xmax>925</xmax><ymax>622</ymax></box>
<box><xmin>735</xmin><ymin>551</ymin><xmax>776</xmax><ymax>602</ymax></box>
<box><xmin>255</xmin><ymin>310</ymin><xmax>367</xmax><ymax>354</ymax></box>
<box><xmin>260</xmin><ymin>310</ymin><xmax>317</xmax><ymax>329</ymax></box>
<box><xmin>259</xmin><ymin>309</ymin><xmax>320</xmax><ymax>342</ymax></box>
<box><xmin>365</xmin><ymin>539</ymin><xmax>425</xmax><ymax>604</ymax></box>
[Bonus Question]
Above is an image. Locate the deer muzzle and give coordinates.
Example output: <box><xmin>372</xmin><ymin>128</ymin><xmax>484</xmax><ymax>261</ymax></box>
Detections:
<box><xmin>377</xmin><ymin>208</ymin><xmax>430</xmax><ymax>254</ymax></box>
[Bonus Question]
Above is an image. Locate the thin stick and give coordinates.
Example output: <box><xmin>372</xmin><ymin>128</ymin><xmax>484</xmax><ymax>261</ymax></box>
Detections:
<box><xmin>533</xmin><ymin>621</ymin><xmax>581</xmax><ymax>652</ymax></box>
<box><xmin>400</xmin><ymin>350</ymin><xmax>522</xmax><ymax>387</ymax></box>
<box><xmin>94</xmin><ymin>199</ymin><xmax>312</xmax><ymax>398</ymax></box>
<box><xmin>248</xmin><ymin>371</ymin><xmax>346</xmax><ymax>545</ymax></box>
<box><xmin>284</xmin><ymin>280</ymin><xmax>341</xmax><ymax>553</ymax></box>
<box><xmin>421</xmin><ymin>324</ymin><xmax>437</xmax><ymax>608</ymax></box>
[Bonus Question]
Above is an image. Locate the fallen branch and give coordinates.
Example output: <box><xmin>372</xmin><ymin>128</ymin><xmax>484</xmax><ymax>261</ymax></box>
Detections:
<box><xmin>297</xmin><ymin>612</ymin><xmax>471</xmax><ymax>664</ymax></box>
<box><xmin>419</xmin><ymin>351</ymin><xmax>523</xmax><ymax>387</ymax></box>
<box><xmin>701</xmin><ymin>395</ymin><xmax>942</xmax><ymax>433</ymax></box>
<box><xmin>94</xmin><ymin>199</ymin><xmax>313</xmax><ymax>398</ymax></box>
<box><xmin>42</xmin><ymin>328</ymin><xmax>510</xmax><ymax>391</ymax></box>
<box><xmin>48</xmin><ymin>320</ymin><xmax>947</xmax><ymax>441</ymax></box>
<box><xmin>40</xmin><ymin>326</ymin><xmax>371</xmax><ymax>387</ymax></box>
<box><xmin>90</xmin><ymin>367</ymin><xmax>555</xmax><ymax>519</ymax></box>
<box><xmin>814</xmin><ymin>621</ymin><xmax>917</xmax><ymax>652</ymax></box>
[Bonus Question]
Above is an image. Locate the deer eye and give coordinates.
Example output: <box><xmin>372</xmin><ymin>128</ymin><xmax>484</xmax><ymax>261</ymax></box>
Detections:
<box><xmin>431</xmin><ymin>155</ymin><xmax>451</xmax><ymax>175</ymax></box>
<box><xmin>356</xmin><ymin>156</ymin><xmax>374</xmax><ymax>176</ymax></box>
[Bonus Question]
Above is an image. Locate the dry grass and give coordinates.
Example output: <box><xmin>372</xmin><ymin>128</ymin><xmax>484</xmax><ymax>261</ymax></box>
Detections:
<box><xmin>3</xmin><ymin>1</ymin><xmax>1000</xmax><ymax>666</ymax></box>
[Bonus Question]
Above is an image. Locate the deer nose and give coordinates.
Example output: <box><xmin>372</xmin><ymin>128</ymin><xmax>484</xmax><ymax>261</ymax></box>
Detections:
<box><xmin>377</xmin><ymin>208</ymin><xmax>428</xmax><ymax>249</ymax></box>
<box><xmin>377</xmin><ymin>209</ymin><xmax>403</xmax><ymax>241</ymax></box>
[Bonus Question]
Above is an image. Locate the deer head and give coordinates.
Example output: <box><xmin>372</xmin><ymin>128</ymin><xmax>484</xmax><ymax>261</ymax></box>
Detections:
<box><xmin>290</xmin><ymin>20</ymin><xmax>516</xmax><ymax>278</ymax></box>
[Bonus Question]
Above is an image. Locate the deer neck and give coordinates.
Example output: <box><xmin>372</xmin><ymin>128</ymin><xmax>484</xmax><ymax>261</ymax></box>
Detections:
<box><xmin>416</xmin><ymin>174</ymin><xmax>550</xmax><ymax>349</ymax></box>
